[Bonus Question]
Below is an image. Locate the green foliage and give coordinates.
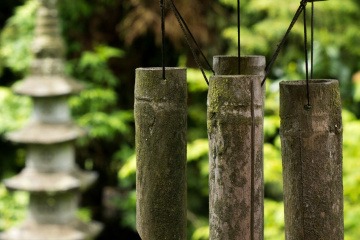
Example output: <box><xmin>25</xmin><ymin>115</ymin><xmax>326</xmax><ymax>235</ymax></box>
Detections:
<box><xmin>68</xmin><ymin>44</ymin><xmax>132</xmax><ymax>141</ymax></box>
<box><xmin>76</xmin><ymin>208</ymin><xmax>92</xmax><ymax>223</ymax></box>
<box><xmin>344</xmin><ymin>201</ymin><xmax>360</xmax><ymax>240</ymax></box>
<box><xmin>60</xmin><ymin>0</ymin><xmax>93</xmax><ymax>22</ymax></box>
<box><xmin>187</xmin><ymin>69</ymin><xmax>209</xmax><ymax>93</ymax></box>
<box><xmin>264</xmin><ymin>143</ymin><xmax>283</xmax><ymax>201</ymax></box>
<box><xmin>0</xmin><ymin>87</ymin><xmax>31</xmax><ymax>134</ymax></box>
<box><xmin>187</xmin><ymin>139</ymin><xmax>209</xmax><ymax>163</ymax></box>
<box><xmin>342</xmin><ymin>110</ymin><xmax>360</xmax><ymax>239</ymax></box>
<box><xmin>0</xmin><ymin>88</ymin><xmax>28</xmax><ymax>178</ymax></box>
<box><xmin>117</xmin><ymin>151</ymin><xmax>136</xmax><ymax>189</ymax></box>
<box><xmin>68</xmin><ymin>45</ymin><xmax>133</xmax><ymax>143</ymax></box>
<box><xmin>71</xmin><ymin>45</ymin><xmax>124</xmax><ymax>88</ymax></box>
<box><xmin>115</xmin><ymin>189</ymin><xmax>137</xmax><ymax>229</ymax></box>
<box><xmin>192</xmin><ymin>226</ymin><xmax>209</xmax><ymax>240</ymax></box>
<box><xmin>0</xmin><ymin>185</ymin><xmax>27</xmax><ymax>232</ymax></box>
<box><xmin>0</xmin><ymin>0</ymin><xmax>37</xmax><ymax>74</ymax></box>
<box><xmin>264</xmin><ymin>200</ymin><xmax>285</xmax><ymax>239</ymax></box>
<box><xmin>116</xmin><ymin>152</ymin><xmax>136</xmax><ymax>228</ymax></box>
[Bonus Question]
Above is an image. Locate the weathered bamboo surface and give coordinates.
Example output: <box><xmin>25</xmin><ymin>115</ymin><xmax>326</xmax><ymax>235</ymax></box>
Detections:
<box><xmin>208</xmin><ymin>74</ymin><xmax>264</xmax><ymax>240</ymax></box>
<box><xmin>280</xmin><ymin>79</ymin><xmax>344</xmax><ymax>240</ymax></box>
<box><xmin>135</xmin><ymin>67</ymin><xmax>187</xmax><ymax>240</ymax></box>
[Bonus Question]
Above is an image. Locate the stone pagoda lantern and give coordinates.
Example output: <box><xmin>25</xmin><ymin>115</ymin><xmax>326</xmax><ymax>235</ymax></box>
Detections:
<box><xmin>0</xmin><ymin>0</ymin><xmax>102</xmax><ymax>239</ymax></box>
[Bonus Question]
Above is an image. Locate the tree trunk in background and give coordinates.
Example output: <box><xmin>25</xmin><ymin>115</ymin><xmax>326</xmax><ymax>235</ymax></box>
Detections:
<box><xmin>280</xmin><ymin>79</ymin><xmax>344</xmax><ymax>240</ymax></box>
<box><xmin>135</xmin><ymin>67</ymin><xmax>187</xmax><ymax>240</ymax></box>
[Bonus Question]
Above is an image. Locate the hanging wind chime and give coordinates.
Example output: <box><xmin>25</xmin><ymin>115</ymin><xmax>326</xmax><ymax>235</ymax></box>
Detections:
<box><xmin>135</xmin><ymin>0</ymin><xmax>343</xmax><ymax>239</ymax></box>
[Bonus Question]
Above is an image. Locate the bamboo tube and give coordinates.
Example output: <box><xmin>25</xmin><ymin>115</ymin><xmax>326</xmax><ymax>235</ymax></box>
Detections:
<box><xmin>135</xmin><ymin>67</ymin><xmax>187</xmax><ymax>240</ymax></box>
<box><xmin>208</xmin><ymin>55</ymin><xmax>265</xmax><ymax>239</ymax></box>
<box><xmin>208</xmin><ymin>74</ymin><xmax>264</xmax><ymax>240</ymax></box>
<box><xmin>213</xmin><ymin>55</ymin><xmax>265</xmax><ymax>76</ymax></box>
<box><xmin>280</xmin><ymin>79</ymin><xmax>343</xmax><ymax>240</ymax></box>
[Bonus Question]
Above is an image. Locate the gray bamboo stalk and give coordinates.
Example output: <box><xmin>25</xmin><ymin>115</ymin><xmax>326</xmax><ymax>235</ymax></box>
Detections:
<box><xmin>135</xmin><ymin>67</ymin><xmax>187</xmax><ymax>240</ymax></box>
<box><xmin>208</xmin><ymin>54</ymin><xmax>265</xmax><ymax>240</ymax></box>
<box><xmin>280</xmin><ymin>79</ymin><xmax>344</xmax><ymax>240</ymax></box>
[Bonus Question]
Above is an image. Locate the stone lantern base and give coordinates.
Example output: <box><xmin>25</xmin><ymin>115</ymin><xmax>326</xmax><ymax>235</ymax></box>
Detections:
<box><xmin>0</xmin><ymin>219</ymin><xmax>102</xmax><ymax>240</ymax></box>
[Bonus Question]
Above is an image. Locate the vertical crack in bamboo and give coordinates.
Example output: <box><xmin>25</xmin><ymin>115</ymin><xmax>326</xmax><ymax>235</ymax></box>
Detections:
<box><xmin>250</xmin><ymin>80</ymin><xmax>255</xmax><ymax>240</ymax></box>
<box><xmin>135</xmin><ymin>67</ymin><xmax>187</xmax><ymax>240</ymax></box>
<box><xmin>280</xmin><ymin>79</ymin><xmax>344</xmax><ymax>240</ymax></box>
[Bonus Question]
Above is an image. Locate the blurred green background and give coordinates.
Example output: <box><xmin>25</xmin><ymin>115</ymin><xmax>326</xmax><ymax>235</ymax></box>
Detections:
<box><xmin>1</xmin><ymin>0</ymin><xmax>360</xmax><ymax>239</ymax></box>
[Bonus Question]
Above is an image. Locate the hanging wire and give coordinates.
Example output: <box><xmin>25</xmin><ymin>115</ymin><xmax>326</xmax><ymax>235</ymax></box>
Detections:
<box><xmin>237</xmin><ymin>0</ymin><xmax>241</xmax><ymax>74</ymax></box>
<box><xmin>168</xmin><ymin>0</ymin><xmax>215</xmax><ymax>85</ymax></box>
<box><xmin>261</xmin><ymin>0</ymin><xmax>308</xmax><ymax>86</ymax></box>
<box><xmin>311</xmin><ymin>2</ymin><xmax>314</xmax><ymax>79</ymax></box>
<box><xmin>303</xmin><ymin>6</ymin><xmax>311</xmax><ymax>108</ymax></box>
<box><xmin>160</xmin><ymin>0</ymin><xmax>166</xmax><ymax>79</ymax></box>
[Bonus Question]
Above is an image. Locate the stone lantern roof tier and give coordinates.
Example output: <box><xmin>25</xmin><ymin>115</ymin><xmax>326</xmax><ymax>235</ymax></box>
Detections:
<box><xmin>13</xmin><ymin>75</ymin><xmax>83</xmax><ymax>97</ymax></box>
<box><xmin>4</xmin><ymin>169</ymin><xmax>79</xmax><ymax>192</ymax></box>
<box><xmin>7</xmin><ymin>122</ymin><xmax>86</xmax><ymax>144</ymax></box>
<box><xmin>4</xmin><ymin>167</ymin><xmax>98</xmax><ymax>192</ymax></box>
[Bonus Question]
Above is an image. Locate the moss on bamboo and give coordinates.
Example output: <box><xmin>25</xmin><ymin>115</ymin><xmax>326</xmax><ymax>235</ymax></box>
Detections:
<box><xmin>135</xmin><ymin>67</ymin><xmax>187</xmax><ymax>240</ymax></box>
<box><xmin>207</xmin><ymin>75</ymin><xmax>264</xmax><ymax>240</ymax></box>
